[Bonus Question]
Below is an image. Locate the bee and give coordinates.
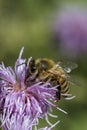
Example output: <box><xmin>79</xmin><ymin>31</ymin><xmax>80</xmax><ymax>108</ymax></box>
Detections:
<box><xmin>28</xmin><ymin>58</ymin><xmax>78</xmax><ymax>100</ymax></box>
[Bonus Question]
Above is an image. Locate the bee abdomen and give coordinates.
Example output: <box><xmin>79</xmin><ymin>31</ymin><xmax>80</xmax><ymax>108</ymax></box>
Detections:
<box><xmin>61</xmin><ymin>81</ymin><xmax>69</xmax><ymax>94</ymax></box>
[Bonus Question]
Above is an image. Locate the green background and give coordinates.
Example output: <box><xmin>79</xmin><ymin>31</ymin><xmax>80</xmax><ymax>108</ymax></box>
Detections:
<box><xmin>0</xmin><ymin>0</ymin><xmax>87</xmax><ymax>130</ymax></box>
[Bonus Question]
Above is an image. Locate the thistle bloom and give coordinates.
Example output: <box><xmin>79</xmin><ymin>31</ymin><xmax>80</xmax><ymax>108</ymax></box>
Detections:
<box><xmin>53</xmin><ymin>5</ymin><xmax>87</xmax><ymax>58</ymax></box>
<box><xmin>0</xmin><ymin>47</ymin><xmax>65</xmax><ymax>130</ymax></box>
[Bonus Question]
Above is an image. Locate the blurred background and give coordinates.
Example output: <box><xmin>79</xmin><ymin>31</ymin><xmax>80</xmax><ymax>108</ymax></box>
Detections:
<box><xmin>0</xmin><ymin>0</ymin><xmax>87</xmax><ymax>130</ymax></box>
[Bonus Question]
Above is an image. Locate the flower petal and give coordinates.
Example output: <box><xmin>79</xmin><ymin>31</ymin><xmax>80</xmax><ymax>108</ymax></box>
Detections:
<box><xmin>0</xmin><ymin>63</ymin><xmax>16</xmax><ymax>84</ymax></box>
<box><xmin>15</xmin><ymin>47</ymin><xmax>26</xmax><ymax>84</ymax></box>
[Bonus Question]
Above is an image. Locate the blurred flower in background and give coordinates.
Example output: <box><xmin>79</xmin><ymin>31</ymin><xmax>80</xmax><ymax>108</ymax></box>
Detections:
<box><xmin>53</xmin><ymin>5</ymin><xmax>87</xmax><ymax>58</ymax></box>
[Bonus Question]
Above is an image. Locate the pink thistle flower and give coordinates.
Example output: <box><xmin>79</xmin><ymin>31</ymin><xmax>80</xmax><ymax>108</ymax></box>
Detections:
<box><xmin>0</xmin><ymin>47</ymin><xmax>64</xmax><ymax>130</ymax></box>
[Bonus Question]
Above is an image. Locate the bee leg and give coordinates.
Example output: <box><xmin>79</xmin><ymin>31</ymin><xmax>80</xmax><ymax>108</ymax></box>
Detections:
<box><xmin>56</xmin><ymin>85</ymin><xmax>61</xmax><ymax>100</ymax></box>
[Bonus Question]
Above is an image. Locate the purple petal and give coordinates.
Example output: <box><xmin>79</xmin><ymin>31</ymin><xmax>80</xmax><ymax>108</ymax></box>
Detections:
<box><xmin>15</xmin><ymin>47</ymin><xmax>26</xmax><ymax>84</ymax></box>
<box><xmin>0</xmin><ymin>63</ymin><xmax>16</xmax><ymax>84</ymax></box>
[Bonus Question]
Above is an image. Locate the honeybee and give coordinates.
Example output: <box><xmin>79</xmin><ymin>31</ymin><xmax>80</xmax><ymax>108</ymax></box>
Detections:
<box><xmin>28</xmin><ymin>58</ymin><xmax>78</xmax><ymax>100</ymax></box>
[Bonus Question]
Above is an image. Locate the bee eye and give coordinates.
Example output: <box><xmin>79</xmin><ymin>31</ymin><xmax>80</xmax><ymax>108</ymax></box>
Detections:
<box><xmin>29</xmin><ymin>59</ymin><xmax>36</xmax><ymax>73</ymax></box>
<box><xmin>31</xmin><ymin>66</ymin><xmax>36</xmax><ymax>73</ymax></box>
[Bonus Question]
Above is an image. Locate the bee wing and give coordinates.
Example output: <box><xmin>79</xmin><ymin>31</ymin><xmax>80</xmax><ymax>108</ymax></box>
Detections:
<box><xmin>57</xmin><ymin>61</ymin><xmax>78</xmax><ymax>73</ymax></box>
<box><xmin>66</xmin><ymin>75</ymin><xmax>81</xmax><ymax>86</ymax></box>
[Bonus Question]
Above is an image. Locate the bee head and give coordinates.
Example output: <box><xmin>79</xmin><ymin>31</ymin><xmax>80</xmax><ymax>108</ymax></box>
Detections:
<box><xmin>29</xmin><ymin>59</ymin><xmax>37</xmax><ymax>74</ymax></box>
